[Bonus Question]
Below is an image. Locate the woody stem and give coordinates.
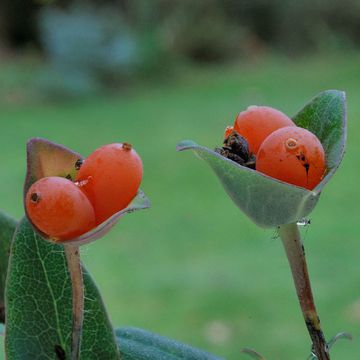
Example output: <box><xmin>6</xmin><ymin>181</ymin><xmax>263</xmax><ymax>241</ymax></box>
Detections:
<box><xmin>278</xmin><ymin>223</ymin><xmax>330</xmax><ymax>360</ymax></box>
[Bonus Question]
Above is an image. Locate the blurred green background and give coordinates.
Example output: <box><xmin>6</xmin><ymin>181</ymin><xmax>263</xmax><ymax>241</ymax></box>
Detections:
<box><xmin>0</xmin><ymin>1</ymin><xmax>359</xmax><ymax>359</ymax></box>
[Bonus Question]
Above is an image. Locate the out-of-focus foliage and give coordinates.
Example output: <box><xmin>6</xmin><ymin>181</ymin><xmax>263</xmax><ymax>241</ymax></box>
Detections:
<box><xmin>36</xmin><ymin>3</ymin><xmax>170</xmax><ymax>97</ymax></box>
<box><xmin>2</xmin><ymin>0</ymin><xmax>360</xmax><ymax>56</ymax></box>
<box><xmin>38</xmin><ymin>4</ymin><xmax>133</xmax><ymax>95</ymax></box>
<box><xmin>2</xmin><ymin>0</ymin><xmax>360</xmax><ymax>97</ymax></box>
<box><xmin>123</xmin><ymin>0</ymin><xmax>246</xmax><ymax>62</ymax></box>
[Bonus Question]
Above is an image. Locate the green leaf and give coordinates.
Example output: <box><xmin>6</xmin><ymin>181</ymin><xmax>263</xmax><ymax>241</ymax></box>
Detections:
<box><xmin>25</xmin><ymin>138</ymin><xmax>150</xmax><ymax>244</ymax></box>
<box><xmin>177</xmin><ymin>90</ymin><xmax>346</xmax><ymax>228</ymax></box>
<box><xmin>5</xmin><ymin>218</ymin><xmax>120</xmax><ymax>360</ymax></box>
<box><xmin>0</xmin><ymin>211</ymin><xmax>17</xmax><ymax>324</ymax></box>
<box><xmin>116</xmin><ymin>327</ymin><xmax>223</xmax><ymax>360</ymax></box>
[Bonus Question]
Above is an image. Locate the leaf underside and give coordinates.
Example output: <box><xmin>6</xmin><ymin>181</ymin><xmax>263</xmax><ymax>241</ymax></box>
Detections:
<box><xmin>177</xmin><ymin>90</ymin><xmax>346</xmax><ymax>228</ymax></box>
<box><xmin>116</xmin><ymin>327</ymin><xmax>224</xmax><ymax>360</ymax></box>
<box><xmin>5</xmin><ymin>218</ymin><xmax>120</xmax><ymax>360</ymax></box>
<box><xmin>0</xmin><ymin>211</ymin><xmax>17</xmax><ymax>324</ymax></box>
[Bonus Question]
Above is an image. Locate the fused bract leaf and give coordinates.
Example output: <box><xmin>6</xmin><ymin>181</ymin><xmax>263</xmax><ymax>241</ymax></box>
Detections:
<box><xmin>177</xmin><ymin>90</ymin><xmax>346</xmax><ymax>227</ymax></box>
<box><xmin>24</xmin><ymin>138</ymin><xmax>150</xmax><ymax>244</ymax></box>
<box><xmin>5</xmin><ymin>218</ymin><xmax>120</xmax><ymax>359</ymax></box>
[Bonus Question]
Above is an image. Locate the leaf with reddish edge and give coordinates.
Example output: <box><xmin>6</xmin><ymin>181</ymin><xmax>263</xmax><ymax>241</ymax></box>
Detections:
<box><xmin>24</xmin><ymin>138</ymin><xmax>150</xmax><ymax>244</ymax></box>
<box><xmin>24</xmin><ymin>137</ymin><xmax>83</xmax><ymax>194</ymax></box>
<box><xmin>177</xmin><ymin>90</ymin><xmax>346</xmax><ymax>228</ymax></box>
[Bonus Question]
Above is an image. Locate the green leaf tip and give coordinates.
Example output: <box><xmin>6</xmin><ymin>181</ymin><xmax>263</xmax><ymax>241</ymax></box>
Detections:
<box><xmin>24</xmin><ymin>138</ymin><xmax>150</xmax><ymax>245</ymax></box>
<box><xmin>116</xmin><ymin>327</ymin><xmax>224</xmax><ymax>360</ymax></box>
<box><xmin>177</xmin><ymin>90</ymin><xmax>346</xmax><ymax>228</ymax></box>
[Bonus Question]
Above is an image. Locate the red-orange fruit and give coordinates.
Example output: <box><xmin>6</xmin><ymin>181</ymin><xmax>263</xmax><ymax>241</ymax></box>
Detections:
<box><xmin>76</xmin><ymin>143</ymin><xmax>143</xmax><ymax>224</ymax></box>
<box><xmin>256</xmin><ymin>126</ymin><xmax>326</xmax><ymax>190</ymax></box>
<box><xmin>234</xmin><ymin>105</ymin><xmax>295</xmax><ymax>154</ymax></box>
<box><xmin>25</xmin><ymin>177</ymin><xmax>96</xmax><ymax>241</ymax></box>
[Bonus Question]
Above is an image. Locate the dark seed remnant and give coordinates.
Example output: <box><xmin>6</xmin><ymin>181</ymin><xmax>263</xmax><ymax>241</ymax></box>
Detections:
<box><xmin>215</xmin><ymin>131</ymin><xmax>255</xmax><ymax>169</ymax></box>
<box><xmin>65</xmin><ymin>174</ymin><xmax>72</xmax><ymax>180</ymax></box>
<box><xmin>54</xmin><ymin>344</ymin><xmax>66</xmax><ymax>360</ymax></box>
<box><xmin>122</xmin><ymin>142</ymin><xmax>132</xmax><ymax>151</ymax></box>
<box><xmin>30</xmin><ymin>192</ymin><xmax>40</xmax><ymax>203</ymax></box>
<box><xmin>75</xmin><ymin>159</ymin><xmax>83</xmax><ymax>170</ymax></box>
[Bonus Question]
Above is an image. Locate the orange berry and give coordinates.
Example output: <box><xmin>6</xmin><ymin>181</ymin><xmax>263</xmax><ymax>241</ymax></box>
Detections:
<box><xmin>76</xmin><ymin>143</ymin><xmax>143</xmax><ymax>224</ymax></box>
<box><xmin>256</xmin><ymin>126</ymin><xmax>326</xmax><ymax>190</ymax></box>
<box><xmin>25</xmin><ymin>177</ymin><xmax>96</xmax><ymax>240</ymax></box>
<box><xmin>234</xmin><ymin>106</ymin><xmax>295</xmax><ymax>154</ymax></box>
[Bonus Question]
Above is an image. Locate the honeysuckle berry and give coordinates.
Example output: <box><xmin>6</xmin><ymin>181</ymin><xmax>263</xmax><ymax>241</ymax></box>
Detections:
<box><xmin>25</xmin><ymin>176</ymin><xmax>96</xmax><ymax>241</ymax></box>
<box><xmin>256</xmin><ymin>126</ymin><xmax>326</xmax><ymax>190</ymax></box>
<box><xmin>76</xmin><ymin>143</ymin><xmax>143</xmax><ymax>224</ymax></box>
<box><xmin>234</xmin><ymin>105</ymin><xmax>295</xmax><ymax>154</ymax></box>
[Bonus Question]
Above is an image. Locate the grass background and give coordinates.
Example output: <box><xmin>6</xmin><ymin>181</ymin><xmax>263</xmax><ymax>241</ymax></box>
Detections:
<box><xmin>0</xmin><ymin>54</ymin><xmax>359</xmax><ymax>359</ymax></box>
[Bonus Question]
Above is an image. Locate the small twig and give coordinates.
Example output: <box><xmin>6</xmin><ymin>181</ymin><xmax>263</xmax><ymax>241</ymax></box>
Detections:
<box><xmin>278</xmin><ymin>223</ymin><xmax>330</xmax><ymax>360</ymax></box>
<box><xmin>241</xmin><ymin>347</ymin><xmax>267</xmax><ymax>359</ymax></box>
<box><xmin>64</xmin><ymin>245</ymin><xmax>84</xmax><ymax>360</ymax></box>
<box><xmin>327</xmin><ymin>332</ymin><xmax>352</xmax><ymax>349</ymax></box>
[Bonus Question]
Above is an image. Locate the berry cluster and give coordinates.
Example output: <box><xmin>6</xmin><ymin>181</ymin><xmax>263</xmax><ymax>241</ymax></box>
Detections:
<box><xmin>217</xmin><ymin>106</ymin><xmax>326</xmax><ymax>190</ymax></box>
<box><xmin>25</xmin><ymin>143</ymin><xmax>143</xmax><ymax>241</ymax></box>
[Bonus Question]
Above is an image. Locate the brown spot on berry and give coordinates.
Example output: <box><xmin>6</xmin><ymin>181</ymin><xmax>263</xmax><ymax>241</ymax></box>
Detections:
<box><xmin>30</xmin><ymin>192</ymin><xmax>40</xmax><ymax>203</ymax></box>
<box><xmin>122</xmin><ymin>143</ymin><xmax>132</xmax><ymax>151</ymax></box>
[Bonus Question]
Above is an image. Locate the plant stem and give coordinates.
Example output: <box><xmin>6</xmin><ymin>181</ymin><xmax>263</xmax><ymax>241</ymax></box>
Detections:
<box><xmin>278</xmin><ymin>223</ymin><xmax>330</xmax><ymax>360</ymax></box>
<box><xmin>65</xmin><ymin>245</ymin><xmax>84</xmax><ymax>360</ymax></box>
